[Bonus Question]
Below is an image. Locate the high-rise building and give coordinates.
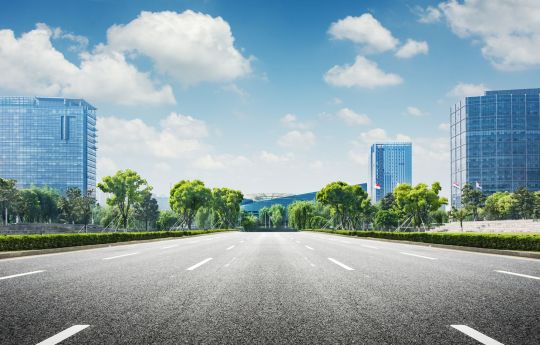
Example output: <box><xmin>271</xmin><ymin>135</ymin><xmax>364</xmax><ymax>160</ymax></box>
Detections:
<box><xmin>0</xmin><ymin>96</ymin><xmax>97</xmax><ymax>194</ymax></box>
<box><xmin>450</xmin><ymin>88</ymin><xmax>540</xmax><ymax>207</ymax></box>
<box><xmin>370</xmin><ymin>143</ymin><xmax>412</xmax><ymax>203</ymax></box>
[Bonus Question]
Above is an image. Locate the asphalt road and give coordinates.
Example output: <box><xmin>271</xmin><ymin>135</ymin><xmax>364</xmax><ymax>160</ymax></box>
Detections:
<box><xmin>0</xmin><ymin>231</ymin><xmax>538</xmax><ymax>345</ymax></box>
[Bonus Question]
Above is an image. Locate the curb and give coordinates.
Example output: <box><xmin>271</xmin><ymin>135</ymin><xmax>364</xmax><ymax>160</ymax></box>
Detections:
<box><xmin>311</xmin><ymin>232</ymin><xmax>540</xmax><ymax>259</ymax></box>
<box><xmin>0</xmin><ymin>231</ymin><xmax>233</xmax><ymax>260</ymax></box>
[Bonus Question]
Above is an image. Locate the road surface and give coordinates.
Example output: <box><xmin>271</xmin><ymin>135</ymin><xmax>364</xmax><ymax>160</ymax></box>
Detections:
<box><xmin>0</xmin><ymin>231</ymin><xmax>538</xmax><ymax>344</ymax></box>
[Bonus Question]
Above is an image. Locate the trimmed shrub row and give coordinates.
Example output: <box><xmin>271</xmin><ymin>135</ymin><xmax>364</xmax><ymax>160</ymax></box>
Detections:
<box><xmin>0</xmin><ymin>230</ymin><xmax>229</xmax><ymax>251</ymax></box>
<box><xmin>304</xmin><ymin>229</ymin><xmax>540</xmax><ymax>251</ymax></box>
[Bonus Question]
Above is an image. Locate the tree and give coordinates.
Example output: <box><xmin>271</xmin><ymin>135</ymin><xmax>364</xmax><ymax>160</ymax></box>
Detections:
<box><xmin>74</xmin><ymin>189</ymin><xmax>96</xmax><ymax>232</ymax></box>
<box><xmin>461</xmin><ymin>183</ymin><xmax>485</xmax><ymax>220</ymax></box>
<box><xmin>534</xmin><ymin>191</ymin><xmax>540</xmax><ymax>219</ymax></box>
<box><xmin>288</xmin><ymin>201</ymin><xmax>315</xmax><ymax>230</ymax></box>
<box><xmin>240</xmin><ymin>211</ymin><xmax>258</xmax><ymax>230</ymax></box>
<box><xmin>169</xmin><ymin>180</ymin><xmax>211</xmax><ymax>230</ymax></box>
<box><xmin>259</xmin><ymin>207</ymin><xmax>271</xmax><ymax>228</ymax></box>
<box><xmin>269</xmin><ymin>204</ymin><xmax>286</xmax><ymax>228</ymax></box>
<box><xmin>212</xmin><ymin>188</ymin><xmax>244</xmax><ymax>229</ymax></box>
<box><xmin>450</xmin><ymin>207</ymin><xmax>469</xmax><ymax>231</ymax></box>
<box><xmin>195</xmin><ymin>207</ymin><xmax>213</xmax><ymax>229</ymax></box>
<box><xmin>0</xmin><ymin>178</ymin><xmax>18</xmax><ymax>225</ymax></box>
<box><xmin>484</xmin><ymin>192</ymin><xmax>517</xmax><ymax>220</ymax></box>
<box><xmin>316</xmin><ymin>181</ymin><xmax>370</xmax><ymax>230</ymax></box>
<box><xmin>98</xmin><ymin>170</ymin><xmax>151</xmax><ymax>229</ymax></box>
<box><xmin>58</xmin><ymin>187</ymin><xmax>82</xmax><ymax>224</ymax></box>
<box><xmin>394</xmin><ymin>182</ymin><xmax>447</xmax><ymax>230</ymax></box>
<box><xmin>513</xmin><ymin>187</ymin><xmax>535</xmax><ymax>219</ymax></box>
<box><xmin>379</xmin><ymin>192</ymin><xmax>396</xmax><ymax>211</ymax></box>
<box><xmin>133</xmin><ymin>191</ymin><xmax>159</xmax><ymax>231</ymax></box>
<box><xmin>156</xmin><ymin>210</ymin><xmax>178</xmax><ymax>230</ymax></box>
<box><xmin>16</xmin><ymin>189</ymin><xmax>40</xmax><ymax>222</ymax></box>
<box><xmin>374</xmin><ymin>209</ymin><xmax>399</xmax><ymax>230</ymax></box>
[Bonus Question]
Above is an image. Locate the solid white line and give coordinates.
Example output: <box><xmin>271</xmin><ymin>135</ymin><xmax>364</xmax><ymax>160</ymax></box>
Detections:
<box><xmin>102</xmin><ymin>252</ymin><xmax>139</xmax><ymax>260</ymax></box>
<box><xmin>36</xmin><ymin>325</ymin><xmax>90</xmax><ymax>345</ymax></box>
<box><xmin>328</xmin><ymin>258</ymin><xmax>354</xmax><ymax>271</ymax></box>
<box><xmin>0</xmin><ymin>270</ymin><xmax>45</xmax><ymax>280</ymax></box>
<box><xmin>186</xmin><ymin>257</ymin><xmax>213</xmax><ymax>271</ymax></box>
<box><xmin>451</xmin><ymin>325</ymin><xmax>504</xmax><ymax>345</ymax></box>
<box><xmin>361</xmin><ymin>244</ymin><xmax>378</xmax><ymax>249</ymax></box>
<box><xmin>226</xmin><ymin>245</ymin><xmax>235</xmax><ymax>250</ymax></box>
<box><xmin>400</xmin><ymin>252</ymin><xmax>437</xmax><ymax>260</ymax></box>
<box><xmin>495</xmin><ymin>270</ymin><xmax>540</xmax><ymax>281</ymax></box>
<box><xmin>162</xmin><ymin>245</ymin><xmax>178</xmax><ymax>249</ymax></box>
<box><xmin>305</xmin><ymin>245</ymin><xmax>314</xmax><ymax>250</ymax></box>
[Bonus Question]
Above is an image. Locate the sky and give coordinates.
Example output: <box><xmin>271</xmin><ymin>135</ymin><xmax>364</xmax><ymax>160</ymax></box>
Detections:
<box><xmin>0</xmin><ymin>0</ymin><xmax>539</xmax><ymax>200</ymax></box>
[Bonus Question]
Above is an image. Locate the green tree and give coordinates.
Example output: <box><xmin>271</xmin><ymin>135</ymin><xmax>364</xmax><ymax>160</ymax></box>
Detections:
<box><xmin>169</xmin><ymin>180</ymin><xmax>211</xmax><ymax>230</ymax></box>
<box><xmin>156</xmin><ymin>210</ymin><xmax>178</xmax><ymax>230</ymax></box>
<box><xmin>133</xmin><ymin>191</ymin><xmax>159</xmax><ymax>231</ymax></box>
<box><xmin>195</xmin><ymin>207</ymin><xmax>213</xmax><ymax>229</ymax></box>
<box><xmin>484</xmin><ymin>192</ymin><xmax>518</xmax><ymax>220</ymax></box>
<box><xmin>269</xmin><ymin>204</ymin><xmax>286</xmax><ymax>228</ymax></box>
<box><xmin>0</xmin><ymin>178</ymin><xmax>18</xmax><ymax>225</ymax></box>
<box><xmin>374</xmin><ymin>209</ymin><xmax>399</xmax><ymax>230</ymax></box>
<box><xmin>461</xmin><ymin>183</ymin><xmax>485</xmax><ymax>220</ymax></box>
<box><xmin>259</xmin><ymin>207</ymin><xmax>271</xmax><ymax>228</ymax></box>
<box><xmin>16</xmin><ymin>189</ymin><xmax>41</xmax><ymax>222</ymax></box>
<box><xmin>288</xmin><ymin>201</ymin><xmax>315</xmax><ymax>230</ymax></box>
<box><xmin>534</xmin><ymin>191</ymin><xmax>540</xmax><ymax>219</ymax></box>
<box><xmin>379</xmin><ymin>192</ymin><xmax>396</xmax><ymax>210</ymax></box>
<box><xmin>450</xmin><ymin>207</ymin><xmax>469</xmax><ymax>231</ymax></box>
<box><xmin>513</xmin><ymin>187</ymin><xmax>535</xmax><ymax>219</ymax></box>
<box><xmin>98</xmin><ymin>169</ymin><xmax>151</xmax><ymax>229</ymax></box>
<box><xmin>430</xmin><ymin>209</ymin><xmax>449</xmax><ymax>224</ymax></box>
<box><xmin>240</xmin><ymin>211</ymin><xmax>258</xmax><ymax>230</ymax></box>
<box><xmin>58</xmin><ymin>187</ymin><xmax>82</xmax><ymax>224</ymax></box>
<box><xmin>394</xmin><ymin>182</ymin><xmax>447</xmax><ymax>229</ymax></box>
<box><xmin>212</xmin><ymin>188</ymin><xmax>244</xmax><ymax>229</ymax></box>
<box><xmin>74</xmin><ymin>189</ymin><xmax>96</xmax><ymax>232</ymax></box>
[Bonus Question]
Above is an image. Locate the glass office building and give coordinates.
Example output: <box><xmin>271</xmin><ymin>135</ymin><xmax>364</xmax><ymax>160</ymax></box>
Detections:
<box><xmin>450</xmin><ymin>88</ymin><xmax>540</xmax><ymax>207</ymax></box>
<box><xmin>0</xmin><ymin>96</ymin><xmax>97</xmax><ymax>194</ymax></box>
<box><xmin>370</xmin><ymin>143</ymin><xmax>412</xmax><ymax>203</ymax></box>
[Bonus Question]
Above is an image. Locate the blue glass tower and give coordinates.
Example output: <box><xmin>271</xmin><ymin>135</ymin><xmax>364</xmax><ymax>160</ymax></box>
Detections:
<box><xmin>370</xmin><ymin>143</ymin><xmax>412</xmax><ymax>203</ymax></box>
<box><xmin>450</xmin><ymin>88</ymin><xmax>540</xmax><ymax>207</ymax></box>
<box><xmin>0</xmin><ymin>96</ymin><xmax>97</xmax><ymax>194</ymax></box>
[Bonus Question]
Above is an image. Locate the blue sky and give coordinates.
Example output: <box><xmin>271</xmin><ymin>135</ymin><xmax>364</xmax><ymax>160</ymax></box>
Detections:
<box><xmin>0</xmin><ymin>0</ymin><xmax>538</xmax><ymax>198</ymax></box>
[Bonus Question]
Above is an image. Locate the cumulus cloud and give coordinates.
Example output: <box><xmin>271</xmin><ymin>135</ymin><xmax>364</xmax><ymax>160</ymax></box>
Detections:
<box><xmin>414</xmin><ymin>6</ymin><xmax>442</xmax><ymax>23</ymax></box>
<box><xmin>447</xmin><ymin>82</ymin><xmax>488</xmax><ymax>99</ymax></box>
<box><xmin>324</xmin><ymin>56</ymin><xmax>403</xmax><ymax>88</ymax></box>
<box><xmin>328</xmin><ymin>13</ymin><xmax>398</xmax><ymax>53</ymax></box>
<box><xmin>107</xmin><ymin>10</ymin><xmax>252</xmax><ymax>84</ymax></box>
<box><xmin>406</xmin><ymin>106</ymin><xmax>427</xmax><ymax>117</ymax></box>
<box><xmin>337</xmin><ymin>107</ymin><xmax>371</xmax><ymax>125</ymax></box>
<box><xmin>277</xmin><ymin>130</ymin><xmax>316</xmax><ymax>150</ymax></box>
<box><xmin>439</xmin><ymin>0</ymin><xmax>540</xmax><ymax>70</ymax></box>
<box><xmin>280</xmin><ymin>113</ymin><xmax>309</xmax><ymax>129</ymax></box>
<box><xmin>395</xmin><ymin>39</ymin><xmax>429</xmax><ymax>59</ymax></box>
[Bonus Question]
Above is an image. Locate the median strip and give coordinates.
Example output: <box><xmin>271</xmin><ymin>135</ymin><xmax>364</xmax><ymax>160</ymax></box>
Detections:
<box><xmin>102</xmin><ymin>252</ymin><xmax>139</xmax><ymax>260</ymax></box>
<box><xmin>0</xmin><ymin>270</ymin><xmax>45</xmax><ymax>281</ymax></box>
<box><xmin>451</xmin><ymin>325</ymin><xmax>504</xmax><ymax>345</ymax></box>
<box><xmin>495</xmin><ymin>270</ymin><xmax>540</xmax><ymax>281</ymax></box>
<box><xmin>36</xmin><ymin>325</ymin><xmax>90</xmax><ymax>345</ymax></box>
<box><xmin>186</xmin><ymin>257</ymin><xmax>213</xmax><ymax>271</ymax></box>
<box><xmin>400</xmin><ymin>252</ymin><xmax>437</xmax><ymax>260</ymax></box>
<box><xmin>328</xmin><ymin>258</ymin><xmax>354</xmax><ymax>271</ymax></box>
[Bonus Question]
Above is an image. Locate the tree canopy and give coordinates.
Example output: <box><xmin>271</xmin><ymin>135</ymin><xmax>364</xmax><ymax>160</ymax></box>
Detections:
<box><xmin>169</xmin><ymin>179</ymin><xmax>211</xmax><ymax>230</ymax></box>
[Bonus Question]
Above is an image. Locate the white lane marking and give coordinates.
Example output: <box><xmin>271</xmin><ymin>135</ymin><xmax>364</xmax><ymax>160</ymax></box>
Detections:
<box><xmin>102</xmin><ymin>252</ymin><xmax>139</xmax><ymax>260</ymax></box>
<box><xmin>305</xmin><ymin>245</ymin><xmax>314</xmax><ymax>250</ymax></box>
<box><xmin>303</xmin><ymin>256</ymin><xmax>316</xmax><ymax>267</ymax></box>
<box><xmin>495</xmin><ymin>270</ymin><xmax>540</xmax><ymax>281</ymax></box>
<box><xmin>328</xmin><ymin>258</ymin><xmax>354</xmax><ymax>271</ymax></box>
<box><xmin>162</xmin><ymin>244</ymin><xmax>178</xmax><ymax>249</ymax></box>
<box><xmin>361</xmin><ymin>244</ymin><xmax>378</xmax><ymax>249</ymax></box>
<box><xmin>186</xmin><ymin>257</ymin><xmax>213</xmax><ymax>271</ymax></box>
<box><xmin>224</xmin><ymin>257</ymin><xmax>237</xmax><ymax>267</ymax></box>
<box><xmin>0</xmin><ymin>270</ymin><xmax>45</xmax><ymax>281</ymax></box>
<box><xmin>451</xmin><ymin>325</ymin><xmax>504</xmax><ymax>345</ymax></box>
<box><xmin>226</xmin><ymin>245</ymin><xmax>235</xmax><ymax>250</ymax></box>
<box><xmin>239</xmin><ymin>240</ymin><xmax>245</xmax><ymax>243</ymax></box>
<box><xmin>36</xmin><ymin>325</ymin><xmax>90</xmax><ymax>345</ymax></box>
<box><xmin>400</xmin><ymin>252</ymin><xmax>437</xmax><ymax>260</ymax></box>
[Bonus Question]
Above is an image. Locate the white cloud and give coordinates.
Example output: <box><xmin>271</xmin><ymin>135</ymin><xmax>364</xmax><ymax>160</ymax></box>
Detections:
<box><xmin>107</xmin><ymin>10</ymin><xmax>252</xmax><ymax>84</ymax></box>
<box><xmin>439</xmin><ymin>0</ymin><xmax>540</xmax><ymax>70</ymax></box>
<box><xmin>348</xmin><ymin>128</ymin><xmax>410</xmax><ymax>166</ymax></box>
<box><xmin>395</xmin><ymin>39</ymin><xmax>429</xmax><ymax>59</ymax></box>
<box><xmin>280</xmin><ymin>113</ymin><xmax>309</xmax><ymax>129</ymax></box>
<box><xmin>52</xmin><ymin>27</ymin><xmax>89</xmax><ymax>52</ymax></box>
<box><xmin>328</xmin><ymin>13</ymin><xmax>398</xmax><ymax>53</ymax></box>
<box><xmin>259</xmin><ymin>151</ymin><xmax>294</xmax><ymax>163</ymax></box>
<box><xmin>194</xmin><ymin>154</ymin><xmax>251</xmax><ymax>171</ymax></box>
<box><xmin>337</xmin><ymin>107</ymin><xmax>371</xmax><ymax>125</ymax></box>
<box><xmin>0</xmin><ymin>24</ymin><xmax>175</xmax><ymax>105</ymax></box>
<box><xmin>414</xmin><ymin>6</ymin><xmax>442</xmax><ymax>23</ymax></box>
<box><xmin>222</xmin><ymin>83</ymin><xmax>248</xmax><ymax>99</ymax></box>
<box><xmin>324</xmin><ymin>55</ymin><xmax>403</xmax><ymax>88</ymax></box>
<box><xmin>447</xmin><ymin>82</ymin><xmax>488</xmax><ymax>99</ymax></box>
<box><xmin>277</xmin><ymin>130</ymin><xmax>316</xmax><ymax>150</ymax></box>
<box><xmin>438</xmin><ymin>122</ymin><xmax>450</xmax><ymax>131</ymax></box>
<box><xmin>406</xmin><ymin>106</ymin><xmax>427</xmax><ymax>117</ymax></box>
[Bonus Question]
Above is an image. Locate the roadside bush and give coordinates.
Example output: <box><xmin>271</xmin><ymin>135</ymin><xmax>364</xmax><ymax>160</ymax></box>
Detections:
<box><xmin>303</xmin><ymin>229</ymin><xmax>540</xmax><ymax>251</ymax></box>
<box><xmin>0</xmin><ymin>230</ymin><xmax>229</xmax><ymax>251</ymax></box>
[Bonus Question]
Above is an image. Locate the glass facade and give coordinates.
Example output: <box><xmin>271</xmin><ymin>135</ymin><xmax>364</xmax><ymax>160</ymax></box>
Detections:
<box><xmin>450</xmin><ymin>88</ymin><xmax>540</xmax><ymax>207</ymax></box>
<box><xmin>0</xmin><ymin>96</ymin><xmax>97</xmax><ymax>194</ymax></box>
<box><xmin>370</xmin><ymin>143</ymin><xmax>412</xmax><ymax>203</ymax></box>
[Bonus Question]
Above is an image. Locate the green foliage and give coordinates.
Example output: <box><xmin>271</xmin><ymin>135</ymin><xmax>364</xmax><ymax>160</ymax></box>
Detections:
<box><xmin>484</xmin><ymin>192</ymin><xmax>518</xmax><ymax>220</ymax></box>
<box><xmin>133</xmin><ymin>191</ymin><xmax>159</xmax><ymax>231</ymax></box>
<box><xmin>212</xmin><ymin>188</ymin><xmax>243</xmax><ymax>229</ymax></box>
<box><xmin>373</xmin><ymin>209</ymin><xmax>399</xmax><ymax>230</ymax></box>
<box><xmin>240</xmin><ymin>211</ymin><xmax>258</xmax><ymax>230</ymax></box>
<box><xmin>379</xmin><ymin>193</ymin><xmax>396</xmax><ymax>210</ymax></box>
<box><xmin>0</xmin><ymin>230</ymin><xmax>229</xmax><ymax>251</ymax></box>
<box><xmin>303</xmin><ymin>229</ymin><xmax>540</xmax><ymax>251</ymax></box>
<box><xmin>461</xmin><ymin>183</ymin><xmax>485</xmax><ymax>220</ymax></box>
<box><xmin>429</xmin><ymin>209</ymin><xmax>449</xmax><ymax>224</ymax></box>
<box><xmin>98</xmin><ymin>169</ymin><xmax>151</xmax><ymax>229</ymax></box>
<box><xmin>58</xmin><ymin>187</ymin><xmax>81</xmax><ymax>224</ymax></box>
<box><xmin>195</xmin><ymin>207</ymin><xmax>213</xmax><ymax>229</ymax></box>
<box><xmin>0</xmin><ymin>178</ymin><xmax>18</xmax><ymax>225</ymax></box>
<box><xmin>169</xmin><ymin>179</ymin><xmax>211</xmax><ymax>230</ymax></box>
<box><xmin>16</xmin><ymin>189</ymin><xmax>41</xmax><ymax>222</ymax></box>
<box><xmin>258</xmin><ymin>207</ymin><xmax>271</xmax><ymax>228</ymax></box>
<box><xmin>156</xmin><ymin>210</ymin><xmax>178</xmax><ymax>231</ymax></box>
<box><xmin>288</xmin><ymin>201</ymin><xmax>315</xmax><ymax>230</ymax></box>
<box><xmin>450</xmin><ymin>207</ymin><xmax>470</xmax><ymax>230</ymax></box>
<box><xmin>534</xmin><ymin>191</ymin><xmax>540</xmax><ymax>219</ymax></box>
<box><xmin>513</xmin><ymin>187</ymin><xmax>535</xmax><ymax>219</ymax></box>
<box><xmin>394</xmin><ymin>182</ymin><xmax>447</xmax><ymax>228</ymax></box>
<box><xmin>269</xmin><ymin>204</ymin><xmax>286</xmax><ymax>227</ymax></box>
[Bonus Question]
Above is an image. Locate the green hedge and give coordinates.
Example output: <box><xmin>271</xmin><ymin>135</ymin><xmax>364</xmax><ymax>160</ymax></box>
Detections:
<box><xmin>0</xmin><ymin>230</ymin><xmax>229</xmax><ymax>251</ymax></box>
<box><xmin>303</xmin><ymin>229</ymin><xmax>540</xmax><ymax>251</ymax></box>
